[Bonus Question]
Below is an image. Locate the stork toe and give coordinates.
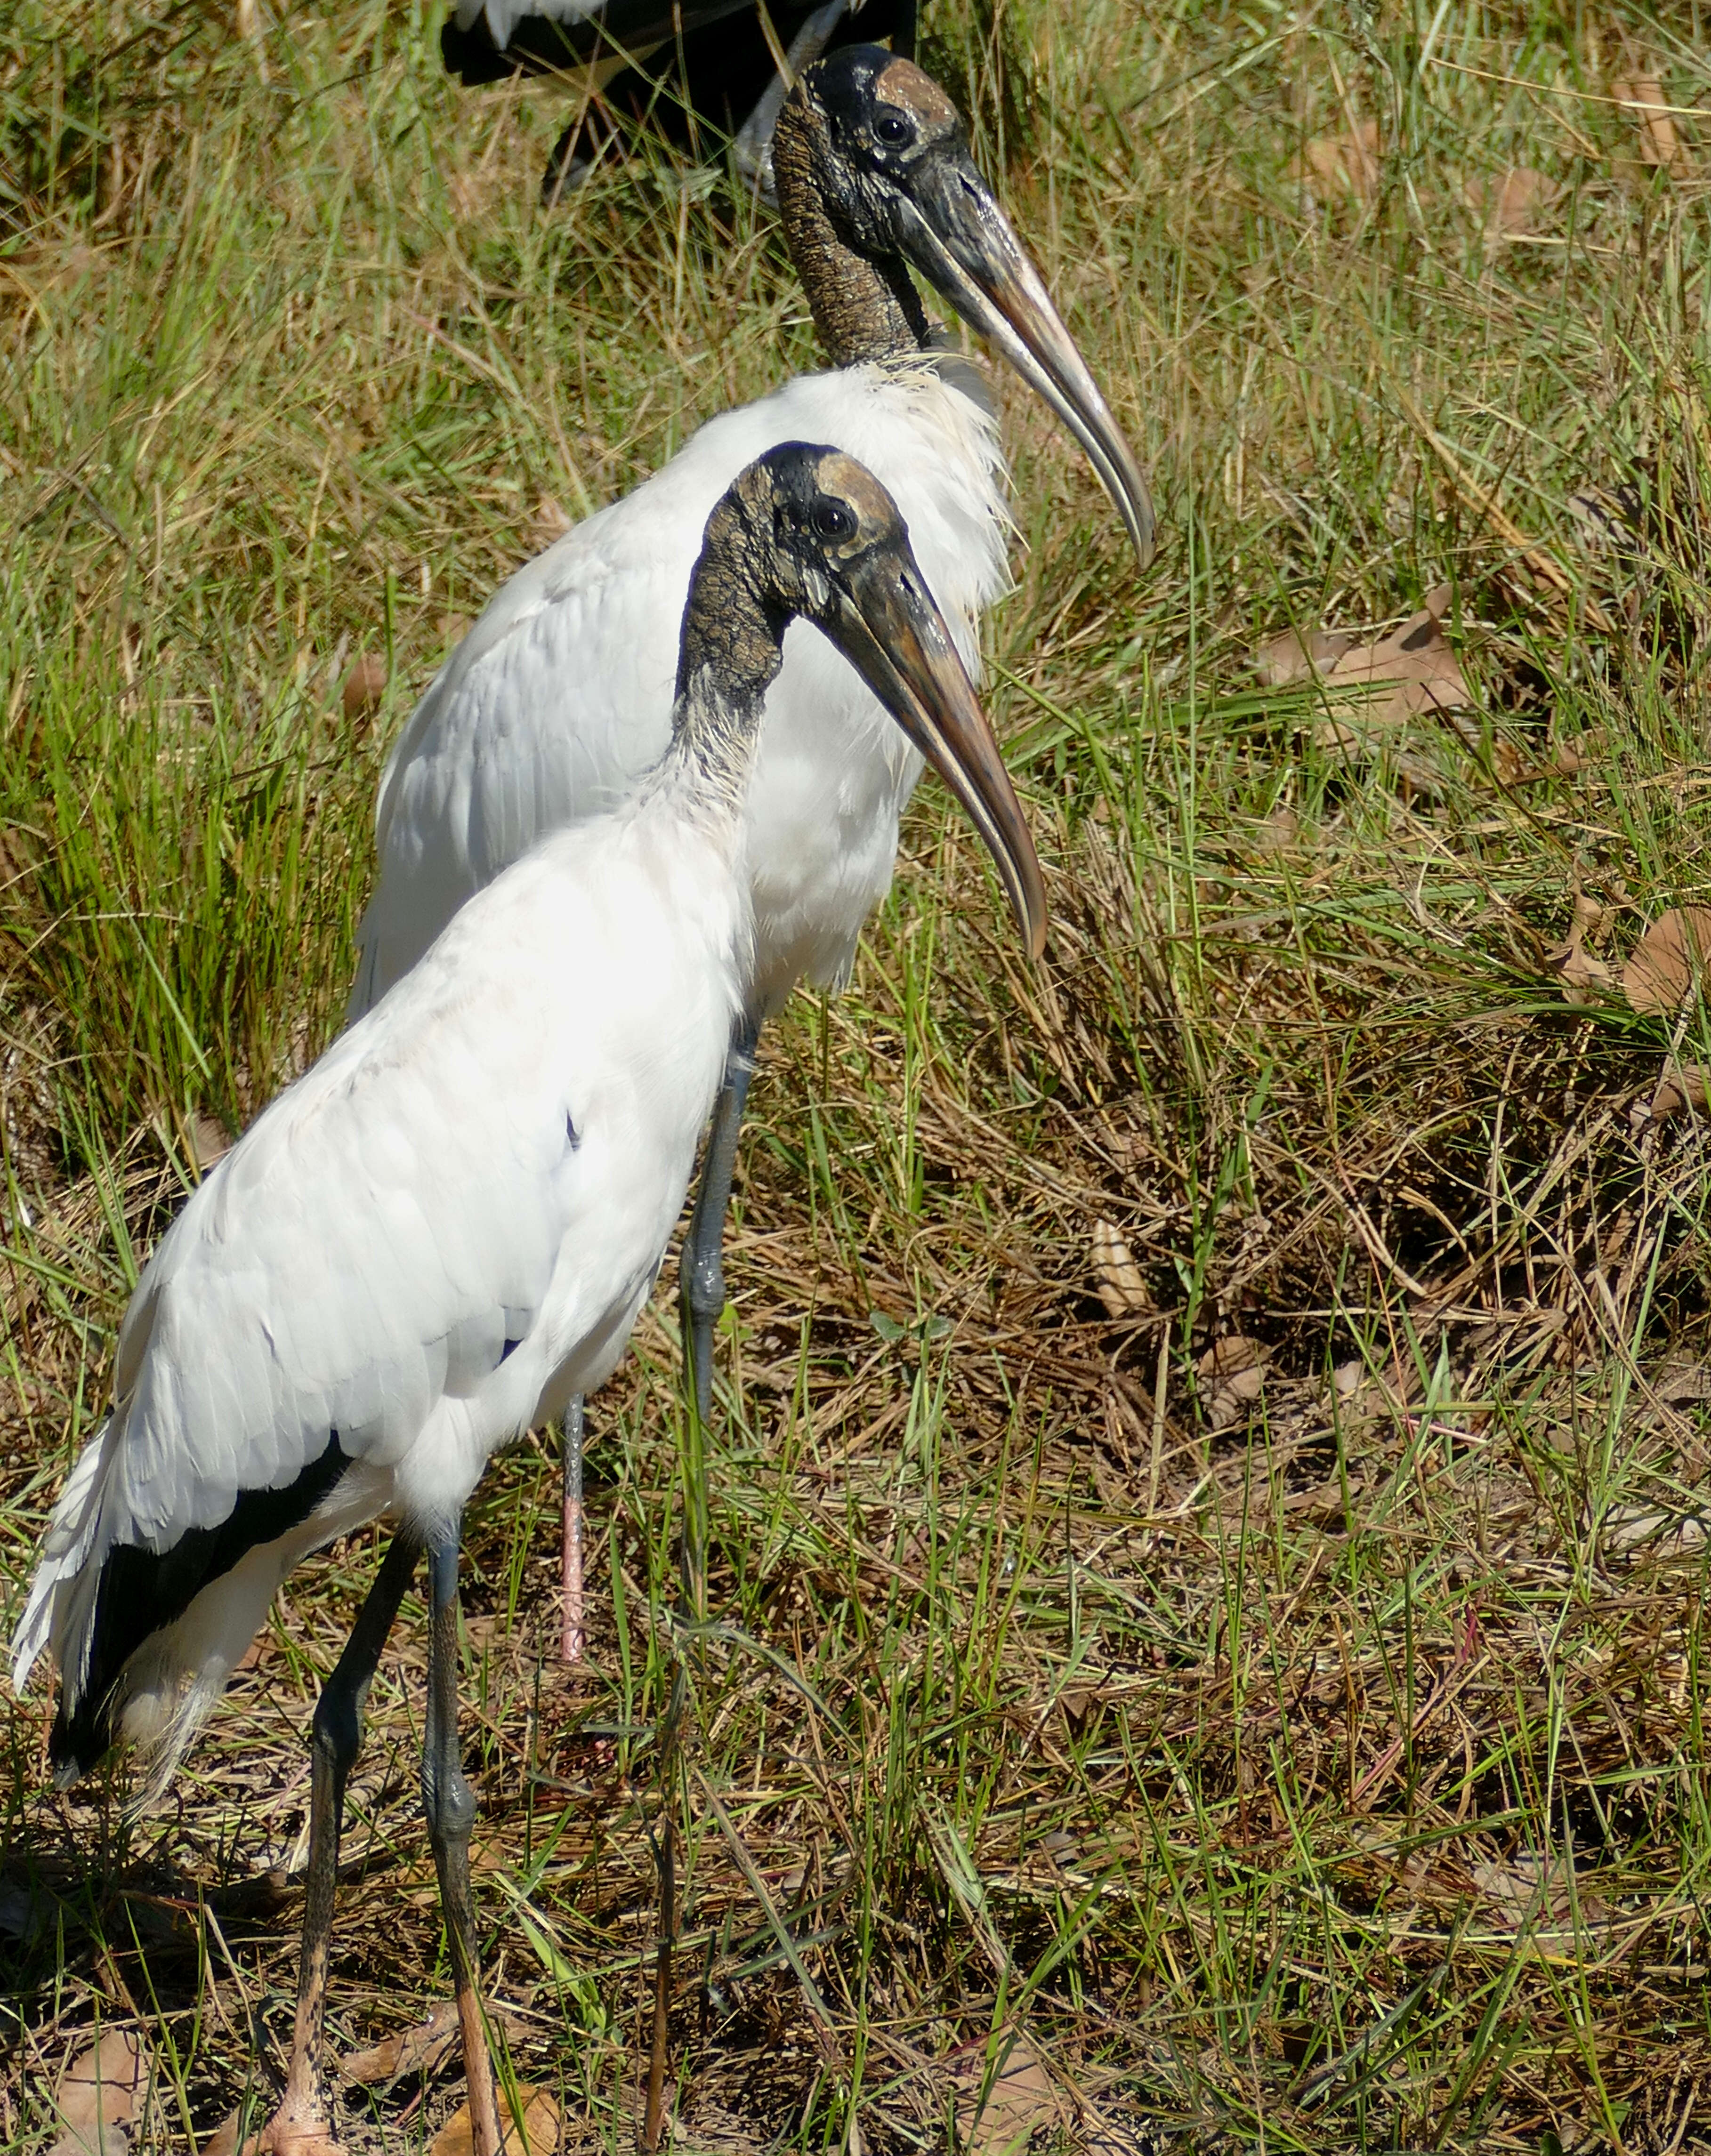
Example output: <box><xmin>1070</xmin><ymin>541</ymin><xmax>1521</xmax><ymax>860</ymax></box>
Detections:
<box><xmin>242</xmin><ymin>2103</ymin><xmax>349</xmax><ymax>2156</ymax></box>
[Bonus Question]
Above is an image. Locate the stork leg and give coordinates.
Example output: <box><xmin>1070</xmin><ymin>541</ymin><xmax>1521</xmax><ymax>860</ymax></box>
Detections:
<box><xmin>423</xmin><ymin>1533</ymin><xmax>503</xmax><ymax>2156</ymax></box>
<box><xmin>253</xmin><ymin>1533</ymin><xmax>420</xmax><ymax>2156</ymax></box>
<box><xmin>679</xmin><ymin>1015</ymin><xmax>761</xmax><ymax>1431</ymax></box>
<box><xmin>559</xmin><ymin>1397</ymin><xmax>586</xmax><ymax>1663</ymax></box>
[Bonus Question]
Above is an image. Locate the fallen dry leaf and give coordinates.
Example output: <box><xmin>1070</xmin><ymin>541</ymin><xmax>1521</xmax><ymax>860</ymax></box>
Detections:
<box><xmin>343</xmin><ymin>2003</ymin><xmax>461</xmax><ymax>2089</ymax></box>
<box><xmin>188</xmin><ymin>1110</ymin><xmax>230</xmax><ymax>1171</ymax></box>
<box><xmin>1623</xmin><ymin>908</ymin><xmax>1711</xmax><ymax>1015</ymax></box>
<box><xmin>1197</xmin><ymin>1336</ymin><xmax>1268</xmax><ymax>1429</ymax></box>
<box><xmin>1612</xmin><ymin>77</ymin><xmax>1691</xmax><ymax>174</ymax></box>
<box><xmin>428</xmin><ymin>2086</ymin><xmax>559</xmax><ymax>2156</ymax></box>
<box><xmin>1261</xmin><ymin>588</ymin><xmax>1475</xmax><ymax>764</ymax></box>
<box><xmin>1090</xmin><ymin>1220</ymin><xmax>1151</xmax><ymax>1318</ymax></box>
<box><xmin>345</xmin><ymin>2002</ymin><xmax>525</xmax><ymax>2090</ymax></box>
<box><xmin>1296</xmin><ymin>117</ymin><xmax>1380</xmax><ymax>204</ymax></box>
<box><xmin>1317</xmin><ymin>586</ymin><xmax>1470</xmax><ymax>729</ymax></box>
<box><xmin>1253</xmin><ymin>625</ymin><xmax>1354</xmax><ymax>688</ymax></box>
<box><xmin>1471</xmin><ymin>1852</ymin><xmax>1611</xmax><ymax>1944</ymax></box>
<box><xmin>341</xmin><ymin>652</ymin><xmax>388</xmax><ymax>722</ymax></box>
<box><xmin>530</xmin><ymin>493</ymin><xmax>572</xmax><ymax>549</ymax></box>
<box><xmin>1648</xmin><ymin>1062</ymin><xmax>1711</xmax><ymax>1119</ymax></box>
<box><xmin>1464</xmin><ymin>166</ymin><xmax>1562</xmax><ymax>240</ymax></box>
<box><xmin>51</xmin><ymin>2029</ymin><xmax>145</xmax><ymax>2156</ymax></box>
<box><xmin>1547</xmin><ymin>891</ymin><xmax>1616</xmax><ymax>1008</ymax></box>
<box><xmin>948</xmin><ymin>2036</ymin><xmax>1061</xmax><ymax>2156</ymax></box>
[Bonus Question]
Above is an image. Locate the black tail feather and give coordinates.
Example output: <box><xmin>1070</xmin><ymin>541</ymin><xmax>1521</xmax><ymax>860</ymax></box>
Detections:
<box><xmin>49</xmin><ymin>1433</ymin><xmax>353</xmax><ymax>1782</ymax></box>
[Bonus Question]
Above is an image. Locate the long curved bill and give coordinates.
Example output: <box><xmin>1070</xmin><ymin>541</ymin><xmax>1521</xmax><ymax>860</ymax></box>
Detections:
<box><xmin>895</xmin><ymin>154</ymin><xmax>1156</xmax><ymax>570</ymax></box>
<box><xmin>828</xmin><ymin>548</ymin><xmax>1047</xmax><ymax>960</ymax></box>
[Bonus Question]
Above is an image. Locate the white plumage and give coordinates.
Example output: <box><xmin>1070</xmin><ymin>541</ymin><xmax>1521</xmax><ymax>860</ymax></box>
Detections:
<box><xmin>12</xmin><ymin>442</ymin><xmax>1043</xmax><ymax>2156</ymax></box>
<box><xmin>351</xmin><ymin>50</ymin><xmax>1152</xmax><ymax>1653</ymax></box>
<box><xmin>352</xmin><ymin>361</ymin><xmax>1003</xmax><ymax>1020</ymax></box>
<box><xmin>14</xmin><ymin>767</ymin><xmax>743</xmax><ymax>1760</ymax></box>
<box><xmin>453</xmin><ymin>0</ymin><xmax>603</xmax><ymax>37</ymax></box>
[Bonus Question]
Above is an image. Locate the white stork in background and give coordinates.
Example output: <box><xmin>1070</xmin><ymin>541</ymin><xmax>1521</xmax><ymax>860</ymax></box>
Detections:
<box><xmin>353</xmin><ymin>46</ymin><xmax>1154</xmax><ymax>1656</ymax></box>
<box><xmin>13</xmin><ymin>443</ymin><xmax>1045</xmax><ymax>2156</ymax></box>
<box><xmin>441</xmin><ymin>0</ymin><xmax>917</xmax><ymax>201</ymax></box>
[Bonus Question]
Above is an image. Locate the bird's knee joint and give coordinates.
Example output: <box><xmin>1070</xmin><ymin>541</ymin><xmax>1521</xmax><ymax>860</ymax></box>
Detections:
<box><xmin>311</xmin><ymin>1690</ymin><xmax>363</xmax><ymax>1782</ymax></box>
<box><xmin>680</xmin><ymin>1242</ymin><xmax>726</xmax><ymax>1327</ymax></box>
<box><xmin>423</xmin><ymin>1761</ymin><xmax>478</xmax><ymax>1845</ymax></box>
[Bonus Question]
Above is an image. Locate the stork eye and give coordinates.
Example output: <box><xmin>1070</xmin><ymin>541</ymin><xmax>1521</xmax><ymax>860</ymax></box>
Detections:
<box><xmin>811</xmin><ymin>499</ymin><xmax>856</xmax><ymax>542</ymax></box>
<box><xmin>873</xmin><ymin>108</ymin><xmax>912</xmax><ymax>147</ymax></box>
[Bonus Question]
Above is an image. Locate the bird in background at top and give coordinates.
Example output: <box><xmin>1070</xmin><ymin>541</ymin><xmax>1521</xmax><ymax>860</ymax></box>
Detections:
<box><xmin>441</xmin><ymin>0</ymin><xmax>919</xmax><ymax>203</ymax></box>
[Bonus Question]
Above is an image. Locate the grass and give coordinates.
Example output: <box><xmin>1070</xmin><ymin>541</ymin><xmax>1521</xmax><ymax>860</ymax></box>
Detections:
<box><xmin>4</xmin><ymin>0</ymin><xmax>1711</xmax><ymax>2148</ymax></box>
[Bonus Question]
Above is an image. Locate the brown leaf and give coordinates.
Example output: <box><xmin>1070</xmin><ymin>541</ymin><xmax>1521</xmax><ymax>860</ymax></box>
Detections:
<box><xmin>51</xmin><ymin>2029</ymin><xmax>144</xmax><ymax>2156</ymax></box>
<box><xmin>1649</xmin><ymin>1062</ymin><xmax>1711</xmax><ymax>1120</ymax></box>
<box><xmin>1058</xmin><ymin>1681</ymin><xmax>1107</xmax><ymax>1738</ymax></box>
<box><xmin>1546</xmin><ymin>893</ymin><xmax>1615</xmax><ymax>1006</ymax></box>
<box><xmin>1253</xmin><ymin>625</ymin><xmax>1353</xmax><ymax>687</ymax></box>
<box><xmin>1464</xmin><ymin>166</ymin><xmax>1561</xmax><ymax>239</ymax></box>
<box><xmin>343</xmin><ymin>2001</ymin><xmax>523</xmax><ymax>2089</ymax></box>
<box><xmin>530</xmin><ymin>494</ymin><xmax>572</xmax><ymax>549</ymax></box>
<box><xmin>1319</xmin><ymin>587</ymin><xmax>1470</xmax><ymax>728</ymax></box>
<box><xmin>188</xmin><ymin>1110</ymin><xmax>230</xmax><ymax>1171</ymax></box>
<box><xmin>1090</xmin><ymin>1220</ymin><xmax>1151</xmax><ymax>1318</ymax></box>
<box><xmin>428</xmin><ymin>2085</ymin><xmax>559</xmax><ymax>2156</ymax></box>
<box><xmin>1612</xmin><ymin>78</ymin><xmax>1691</xmax><ymax>173</ymax></box>
<box><xmin>1470</xmin><ymin>1852</ymin><xmax>1610</xmax><ymax>1942</ymax></box>
<box><xmin>341</xmin><ymin>653</ymin><xmax>388</xmax><ymax>722</ymax></box>
<box><xmin>1623</xmin><ymin>908</ymin><xmax>1711</xmax><ymax>1014</ymax></box>
<box><xmin>948</xmin><ymin>2037</ymin><xmax>1061</xmax><ymax>2156</ymax></box>
<box><xmin>1297</xmin><ymin>117</ymin><xmax>1380</xmax><ymax>204</ymax></box>
<box><xmin>1197</xmin><ymin>1336</ymin><xmax>1268</xmax><ymax>1429</ymax></box>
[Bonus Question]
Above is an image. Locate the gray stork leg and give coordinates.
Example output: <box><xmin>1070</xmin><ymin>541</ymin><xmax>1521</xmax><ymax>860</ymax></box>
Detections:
<box><xmin>679</xmin><ymin>1015</ymin><xmax>761</xmax><ymax>1431</ymax></box>
<box><xmin>732</xmin><ymin>0</ymin><xmax>853</xmax><ymax>195</ymax></box>
<box><xmin>560</xmin><ymin>1396</ymin><xmax>586</xmax><ymax>1663</ymax></box>
<box><xmin>422</xmin><ymin>1533</ymin><xmax>503</xmax><ymax>2156</ymax></box>
<box><xmin>255</xmin><ymin>1532</ymin><xmax>421</xmax><ymax>2156</ymax></box>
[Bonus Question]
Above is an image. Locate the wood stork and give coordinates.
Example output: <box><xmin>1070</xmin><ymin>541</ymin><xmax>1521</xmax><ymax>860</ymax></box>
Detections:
<box><xmin>12</xmin><ymin>444</ymin><xmax>1044</xmax><ymax>2156</ymax></box>
<box><xmin>353</xmin><ymin>45</ymin><xmax>1153</xmax><ymax>1656</ymax></box>
<box><xmin>441</xmin><ymin>0</ymin><xmax>916</xmax><ymax>202</ymax></box>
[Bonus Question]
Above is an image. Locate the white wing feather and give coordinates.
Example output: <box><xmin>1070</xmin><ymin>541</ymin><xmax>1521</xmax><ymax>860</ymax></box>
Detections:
<box><xmin>353</xmin><ymin>362</ymin><xmax>1006</xmax><ymax>1020</ymax></box>
<box><xmin>15</xmin><ymin>801</ymin><xmax>744</xmax><ymax>1712</ymax></box>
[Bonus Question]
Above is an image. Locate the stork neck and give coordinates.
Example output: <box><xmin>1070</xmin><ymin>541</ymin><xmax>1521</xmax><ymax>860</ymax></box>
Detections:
<box><xmin>665</xmin><ymin>562</ymin><xmax>785</xmax><ymax>809</ymax></box>
<box><xmin>772</xmin><ymin>117</ymin><xmax>935</xmax><ymax>365</ymax></box>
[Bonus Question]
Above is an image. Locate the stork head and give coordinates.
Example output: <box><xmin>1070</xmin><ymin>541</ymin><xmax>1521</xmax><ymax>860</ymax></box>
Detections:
<box><xmin>713</xmin><ymin>443</ymin><xmax>1046</xmax><ymax>959</ymax></box>
<box><xmin>775</xmin><ymin>47</ymin><xmax>1155</xmax><ymax>569</ymax></box>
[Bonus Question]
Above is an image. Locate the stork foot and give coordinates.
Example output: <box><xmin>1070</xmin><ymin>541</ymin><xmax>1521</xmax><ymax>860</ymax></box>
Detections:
<box><xmin>240</xmin><ymin>2098</ymin><xmax>350</xmax><ymax>2156</ymax></box>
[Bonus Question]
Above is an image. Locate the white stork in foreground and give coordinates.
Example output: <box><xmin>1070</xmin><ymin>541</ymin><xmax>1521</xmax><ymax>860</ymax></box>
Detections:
<box><xmin>12</xmin><ymin>444</ymin><xmax>1045</xmax><ymax>2156</ymax></box>
<box><xmin>352</xmin><ymin>46</ymin><xmax>1154</xmax><ymax>1654</ymax></box>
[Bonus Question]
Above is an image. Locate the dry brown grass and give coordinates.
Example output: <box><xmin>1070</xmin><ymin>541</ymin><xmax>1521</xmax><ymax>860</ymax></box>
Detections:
<box><xmin>6</xmin><ymin>1</ymin><xmax>1711</xmax><ymax>2150</ymax></box>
